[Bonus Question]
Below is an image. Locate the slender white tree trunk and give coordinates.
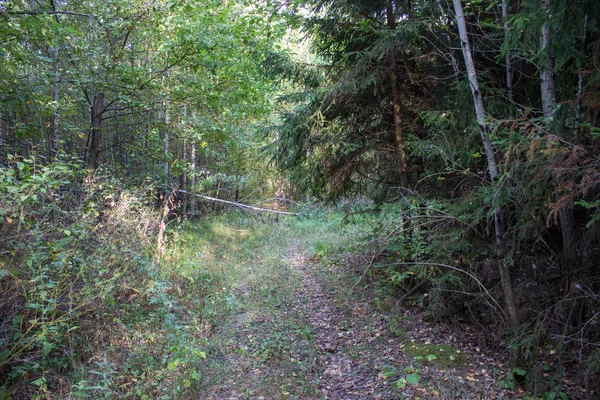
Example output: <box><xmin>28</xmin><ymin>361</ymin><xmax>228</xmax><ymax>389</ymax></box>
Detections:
<box><xmin>0</xmin><ymin>111</ymin><xmax>4</xmax><ymax>147</ymax></box>
<box><xmin>453</xmin><ymin>0</ymin><xmax>520</xmax><ymax>328</ymax></box>
<box><xmin>540</xmin><ymin>0</ymin><xmax>556</xmax><ymax>120</ymax></box>
<box><xmin>502</xmin><ymin>0</ymin><xmax>514</xmax><ymax>104</ymax></box>
<box><xmin>453</xmin><ymin>0</ymin><xmax>497</xmax><ymax>180</ymax></box>
<box><xmin>51</xmin><ymin>44</ymin><xmax>60</xmax><ymax>157</ymax></box>
<box><xmin>162</xmin><ymin>75</ymin><xmax>170</xmax><ymax>186</ymax></box>
<box><xmin>190</xmin><ymin>111</ymin><xmax>197</xmax><ymax>215</ymax></box>
<box><xmin>539</xmin><ymin>0</ymin><xmax>577</xmax><ymax>272</ymax></box>
<box><xmin>164</xmin><ymin>104</ymin><xmax>170</xmax><ymax>184</ymax></box>
<box><xmin>182</xmin><ymin>105</ymin><xmax>188</xmax><ymax>214</ymax></box>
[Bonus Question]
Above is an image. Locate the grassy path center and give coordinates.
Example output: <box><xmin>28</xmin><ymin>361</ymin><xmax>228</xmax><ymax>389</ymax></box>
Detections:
<box><xmin>166</xmin><ymin>214</ymin><xmax>519</xmax><ymax>399</ymax></box>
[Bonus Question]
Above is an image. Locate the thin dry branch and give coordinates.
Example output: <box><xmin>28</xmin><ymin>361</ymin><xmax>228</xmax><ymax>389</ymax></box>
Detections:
<box><xmin>3</xmin><ymin>11</ymin><xmax>91</xmax><ymax>17</ymax></box>
<box><xmin>391</xmin><ymin>261</ymin><xmax>509</xmax><ymax>327</ymax></box>
<box><xmin>178</xmin><ymin>190</ymin><xmax>298</xmax><ymax>216</ymax></box>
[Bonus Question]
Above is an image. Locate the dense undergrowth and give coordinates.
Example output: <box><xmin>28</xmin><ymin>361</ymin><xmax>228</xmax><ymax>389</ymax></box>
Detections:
<box><xmin>343</xmin><ymin>195</ymin><xmax>600</xmax><ymax>397</ymax></box>
<box><xmin>2</xmin><ymin>153</ymin><xmax>598</xmax><ymax>399</ymax></box>
<box><xmin>0</xmin><ymin>155</ymin><xmax>196</xmax><ymax>398</ymax></box>
<box><xmin>0</xmin><ymin>158</ymin><xmax>351</xmax><ymax>399</ymax></box>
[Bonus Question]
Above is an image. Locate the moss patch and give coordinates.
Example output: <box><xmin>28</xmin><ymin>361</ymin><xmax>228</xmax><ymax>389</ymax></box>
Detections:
<box><xmin>402</xmin><ymin>342</ymin><xmax>468</xmax><ymax>367</ymax></box>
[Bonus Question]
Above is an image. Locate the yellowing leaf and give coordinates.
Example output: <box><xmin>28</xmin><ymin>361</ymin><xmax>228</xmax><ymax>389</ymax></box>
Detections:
<box><xmin>167</xmin><ymin>360</ymin><xmax>179</xmax><ymax>370</ymax></box>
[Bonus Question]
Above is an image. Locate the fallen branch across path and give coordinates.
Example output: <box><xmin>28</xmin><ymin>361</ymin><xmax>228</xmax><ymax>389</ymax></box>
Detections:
<box><xmin>178</xmin><ymin>190</ymin><xmax>298</xmax><ymax>216</ymax></box>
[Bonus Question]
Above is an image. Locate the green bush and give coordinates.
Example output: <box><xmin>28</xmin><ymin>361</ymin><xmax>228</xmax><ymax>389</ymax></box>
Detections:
<box><xmin>0</xmin><ymin>154</ymin><xmax>163</xmax><ymax>397</ymax></box>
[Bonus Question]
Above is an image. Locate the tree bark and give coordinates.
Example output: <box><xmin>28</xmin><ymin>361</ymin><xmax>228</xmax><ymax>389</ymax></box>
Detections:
<box><xmin>575</xmin><ymin>14</ymin><xmax>588</xmax><ymax>130</ymax></box>
<box><xmin>502</xmin><ymin>0</ymin><xmax>514</xmax><ymax>105</ymax></box>
<box><xmin>164</xmin><ymin>102</ymin><xmax>170</xmax><ymax>185</ymax></box>
<box><xmin>50</xmin><ymin>44</ymin><xmax>60</xmax><ymax>157</ymax></box>
<box><xmin>182</xmin><ymin>138</ymin><xmax>188</xmax><ymax>212</ymax></box>
<box><xmin>540</xmin><ymin>0</ymin><xmax>556</xmax><ymax>120</ymax></box>
<box><xmin>179</xmin><ymin>190</ymin><xmax>297</xmax><ymax>216</ymax></box>
<box><xmin>453</xmin><ymin>0</ymin><xmax>520</xmax><ymax>328</ymax></box>
<box><xmin>386</xmin><ymin>0</ymin><xmax>409</xmax><ymax>188</ymax></box>
<box><xmin>190</xmin><ymin>138</ymin><xmax>197</xmax><ymax>215</ymax></box>
<box><xmin>86</xmin><ymin>92</ymin><xmax>104</xmax><ymax>172</ymax></box>
<box><xmin>539</xmin><ymin>0</ymin><xmax>578</xmax><ymax>273</ymax></box>
<box><xmin>162</xmin><ymin>74</ymin><xmax>170</xmax><ymax>186</ymax></box>
<box><xmin>0</xmin><ymin>111</ymin><xmax>4</xmax><ymax>148</ymax></box>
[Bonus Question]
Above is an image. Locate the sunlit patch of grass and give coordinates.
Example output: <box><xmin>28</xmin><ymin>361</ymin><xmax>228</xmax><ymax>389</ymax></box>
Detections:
<box><xmin>155</xmin><ymin>212</ymin><xmax>323</xmax><ymax>398</ymax></box>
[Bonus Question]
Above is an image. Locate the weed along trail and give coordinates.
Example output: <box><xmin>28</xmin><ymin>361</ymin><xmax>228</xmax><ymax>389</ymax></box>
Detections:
<box><xmin>191</xmin><ymin>213</ymin><xmax>519</xmax><ymax>399</ymax></box>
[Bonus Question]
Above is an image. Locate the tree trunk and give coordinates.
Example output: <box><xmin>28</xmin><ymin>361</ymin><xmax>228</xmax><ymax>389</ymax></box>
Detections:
<box><xmin>156</xmin><ymin>191</ymin><xmax>173</xmax><ymax>267</ymax></box>
<box><xmin>502</xmin><ymin>0</ymin><xmax>514</xmax><ymax>105</ymax></box>
<box><xmin>182</xmin><ymin>136</ymin><xmax>188</xmax><ymax>213</ymax></box>
<box><xmin>190</xmin><ymin>139</ymin><xmax>197</xmax><ymax>214</ymax></box>
<box><xmin>575</xmin><ymin>14</ymin><xmax>588</xmax><ymax>131</ymax></box>
<box><xmin>51</xmin><ymin>44</ymin><xmax>60</xmax><ymax>157</ymax></box>
<box><xmin>386</xmin><ymin>0</ymin><xmax>409</xmax><ymax>188</ymax></box>
<box><xmin>87</xmin><ymin>92</ymin><xmax>104</xmax><ymax>172</ymax></box>
<box><xmin>0</xmin><ymin>111</ymin><xmax>4</xmax><ymax>147</ymax></box>
<box><xmin>453</xmin><ymin>0</ymin><xmax>520</xmax><ymax>328</ymax></box>
<box><xmin>164</xmin><ymin>102</ymin><xmax>170</xmax><ymax>185</ymax></box>
<box><xmin>540</xmin><ymin>0</ymin><xmax>556</xmax><ymax>120</ymax></box>
<box><xmin>539</xmin><ymin>0</ymin><xmax>578</xmax><ymax>273</ymax></box>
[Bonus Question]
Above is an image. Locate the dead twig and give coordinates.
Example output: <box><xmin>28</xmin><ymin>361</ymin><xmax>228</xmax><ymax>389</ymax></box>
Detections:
<box><xmin>178</xmin><ymin>190</ymin><xmax>298</xmax><ymax>216</ymax></box>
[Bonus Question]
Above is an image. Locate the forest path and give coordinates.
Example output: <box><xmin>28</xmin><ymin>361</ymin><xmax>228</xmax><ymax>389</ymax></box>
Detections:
<box><xmin>290</xmin><ymin>244</ymin><xmax>399</xmax><ymax>399</ymax></box>
<box><xmin>198</xmin><ymin>222</ymin><xmax>517</xmax><ymax>399</ymax></box>
<box><xmin>290</xmin><ymin>245</ymin><xmax>517</xmax><ymax>399</ymax></box>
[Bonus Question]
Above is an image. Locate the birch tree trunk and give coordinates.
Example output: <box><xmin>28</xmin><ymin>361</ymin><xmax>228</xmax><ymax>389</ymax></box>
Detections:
<box><xmin>453</xmin><ymin>0</ymin><xmax>520</xmax><ymax>328</ymax></box>
<box><xmin>190</xmin><ymin>136</ymin><xmax>197</xmax><ymax>215</ymax></box>
<box><xmin>453</xmin><ymin>0</ymin><xmax>498</xmax><ymax>180</ymax></box>
<box><xmin>164</xmin><ymin>103</ymin><xmax>170</xmax><ymax>185</ymax></box>
<box><xmin>539</xmin><ymin>0</ymin><xmax>578</xmax><ymax>272</ymax></box>
<box><xmin>162</xmin><ymin>75</ymin><xmax>170</xmax><ymax>186</ymax></box>
<box><xmin>502</xmin><ymin>0</ymin><xmax>514</xmax><ymax>104</ymax></box>
<box><xmin>0</xmin><ymin>111</ymin><xmax>4</xmax><ymax>147</ymax></box>
<box><xmin>540</xmin><ymin>0</ymin><xmax>556</xmax><ymax>120</ymax></box>
<box><xmin>51</xmin><ymin>44</ymin><xmax>60</xmax><ymax>157</ymax></box>
<box><xmin>182</xmin><ymin>137</ymin><xmax>188</xmax><ymax>213</ymax></box>
<box><xmin>49</xmin><ymin>0</ymin><xmax>61</xmax><ymax>158</ymax></box>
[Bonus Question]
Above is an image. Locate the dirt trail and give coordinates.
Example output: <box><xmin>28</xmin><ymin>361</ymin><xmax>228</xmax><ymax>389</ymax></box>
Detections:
<box><xmin>292</xmin><ymin>249</ymin><xmax>398</xmax><ymax>399</ymax></box>
<box><xmin>202</xmin><ymin>238</ymin><xmax>518</xmax><ymax>399</ymax></box>
<box><xmin>291</xmin><ymin>244</ymin><xmax>520</xmax><ymax>399</ymax></box>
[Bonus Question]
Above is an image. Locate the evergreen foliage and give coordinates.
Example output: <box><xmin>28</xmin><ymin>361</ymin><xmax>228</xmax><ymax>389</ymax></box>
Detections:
<box><xmin>265</xmin><ymin>0</ymin><xmax>600</xmax><ymax>393</ymax></box>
